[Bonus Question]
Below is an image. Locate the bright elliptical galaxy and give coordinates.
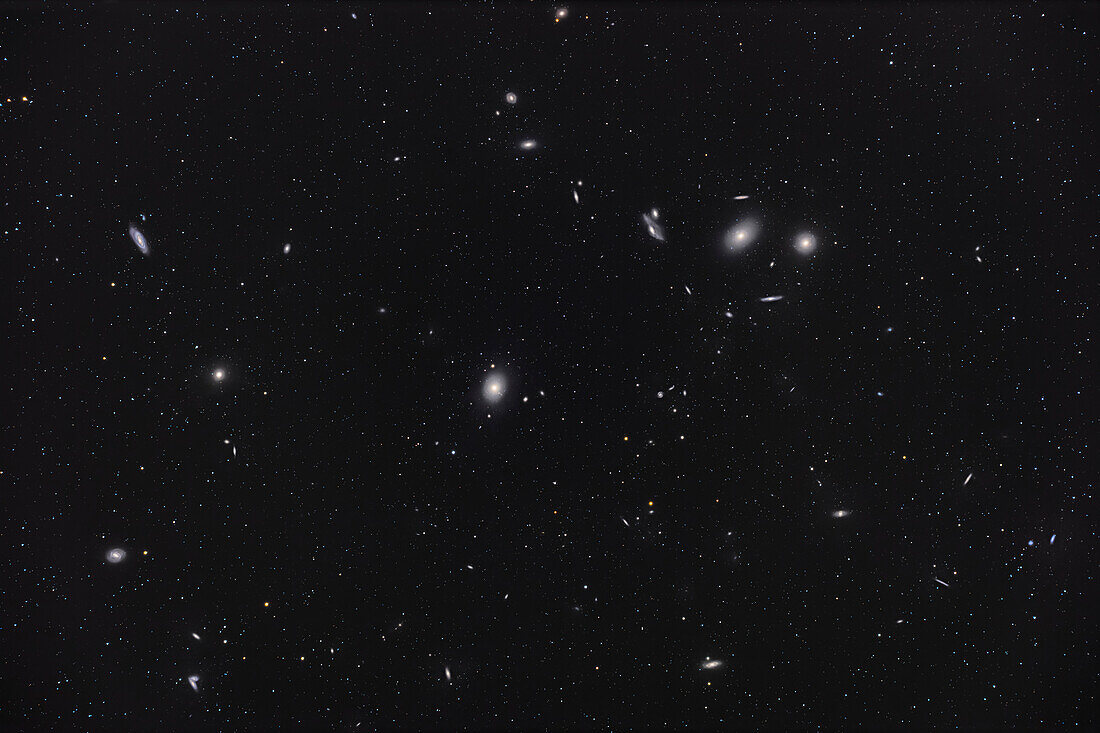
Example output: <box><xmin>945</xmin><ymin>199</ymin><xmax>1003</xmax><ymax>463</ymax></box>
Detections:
<box><xmin>482</xmin><ymin>371</ymin><xmax>507</xmax><ymax>403</ymax></box>
<box><xmin>6</xmin><ymin>3</ymin><xmax>1091</xmax><ymax>732</ymax></box>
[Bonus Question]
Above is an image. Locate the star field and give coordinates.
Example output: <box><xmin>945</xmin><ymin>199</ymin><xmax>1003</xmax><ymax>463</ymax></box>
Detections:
<box><xmin>5</xmin><ymin>3</ymin><xmax>1092</xmax><ymax>732</ymax></box>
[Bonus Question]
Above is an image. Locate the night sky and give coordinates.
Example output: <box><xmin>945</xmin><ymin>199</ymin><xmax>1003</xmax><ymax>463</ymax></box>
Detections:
<box><xmin>6</xmin><ymin>3</ymin><xmax>1094</xmax><ymax>731</ymax></box>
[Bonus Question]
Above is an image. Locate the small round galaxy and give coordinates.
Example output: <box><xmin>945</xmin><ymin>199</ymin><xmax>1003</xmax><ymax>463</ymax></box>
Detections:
<box><xmin>106</xmin><ymin>548</ymin><xmax>126</xmax><ymax>564</ymax></box>
<box><xmin>794</xmin><ymin>232</ymin><xmax>817</xmax><ymax>255</ymax></box>
<box><xmin>504</xmin><ymin>91</ymin><xmax>517</xmax><ymax>105</ymax></box>
<box><xmin>212</xmin><ymin>368</ymin><xmax>226</xmax><ymax>382</ymax></box>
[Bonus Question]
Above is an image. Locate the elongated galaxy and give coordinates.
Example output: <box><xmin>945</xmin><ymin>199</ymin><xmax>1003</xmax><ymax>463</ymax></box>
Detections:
<box><xmin>128</xmin><ymin>224</ymin><xmax>149</xmax><ymax>255</ymax></box>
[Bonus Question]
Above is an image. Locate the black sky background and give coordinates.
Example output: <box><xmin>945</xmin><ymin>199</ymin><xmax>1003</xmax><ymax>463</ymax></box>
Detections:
<box><xmin>4</xmin><ymin>2</ymin><xmax>1094</xmax><ymax>731</ymax></box>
